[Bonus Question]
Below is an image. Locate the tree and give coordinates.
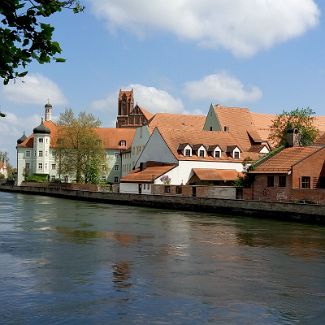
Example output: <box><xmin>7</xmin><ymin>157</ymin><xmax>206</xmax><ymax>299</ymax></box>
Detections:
<box><xmin>268</xmin><ymin>107</ymin><xmax>319</xmax><ymax>147</ymax></box>
<box><xmin>0</xmin><ymin>0</ymin><xmax>84</xmax><ymax>84</ymax></box>
<box><xmin>56</xmin><ymin>109</ymin><xmax>106</xmax><ymax>183</ymax></box>
<box><xmin>0</xmin><ymin>151</ymin><xmax>9</xmax><ymax>164</ymax></box>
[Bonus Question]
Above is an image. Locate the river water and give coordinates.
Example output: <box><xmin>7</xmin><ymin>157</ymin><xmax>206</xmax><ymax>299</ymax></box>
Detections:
<box><xmin>0</xmin><ymin>192</ymin><xmax>325</xmax><ymax>324</ymax></box>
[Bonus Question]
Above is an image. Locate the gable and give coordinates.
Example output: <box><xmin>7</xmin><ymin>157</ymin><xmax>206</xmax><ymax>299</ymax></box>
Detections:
<box><xmin>203</xmin><ymin>104</ymin><xmax>222</xmax><ymax>131</ymax></box>
<box><xmin>135</xmin><ymin>128</ymin><xmax>178</xmax><ymax>168</ymax></box>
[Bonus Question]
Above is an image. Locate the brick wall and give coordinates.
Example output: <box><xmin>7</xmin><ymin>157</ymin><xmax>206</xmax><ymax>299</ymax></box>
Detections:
<box><xmin>291</xmin><ymin>189</ymin><xmax>325</xmax><ymax>204</ymax></box>
<box><xmin>249</xmin><ymin>174</ymin><xmax>292</xmax><ymax>201</ymax></box>
<box><xmin>246</xmin><ymin>174</ymin><xmax>325</xmax><ymax>204</ymax></box>
<box><xmin>2</xmin><ymin>185</ymin><xmax>325</xmax><ymax>223</ymax></box>
<box><xmin>292</xmin><ymin>148</ymin><xmax>325</xmax><ymax>188</ymax></box>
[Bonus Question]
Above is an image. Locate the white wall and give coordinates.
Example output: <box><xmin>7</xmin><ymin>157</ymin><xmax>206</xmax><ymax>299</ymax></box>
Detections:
<box><xmin>120</xmin><ymin>182</ymin><xmax>139</xmax><ymax>194</ymax></box>
<box><xmin>122</xmin><ymin>126</ymin><xmax>151</xmax><ymax>176</ymax></box>
<box><xmin>155</xmin><ymin>160</ymin><xmax>243</xmax><ymax>185</ymax></box>
<box><xmin>136</xmin><ymin>128</ymin><xmax>178</xmax><ymax>168</ymax></box>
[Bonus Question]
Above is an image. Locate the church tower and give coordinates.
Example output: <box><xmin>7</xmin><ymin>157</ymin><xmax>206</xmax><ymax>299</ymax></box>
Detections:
<box><xmin>116</xmin><ymin>89</ymin><xmax>134</xmax><ymax>128</ymax></box>
<box><xmin>44</xmin><ymin>102</ymin><xmax>52</xmax><ymax>121</ymax></box>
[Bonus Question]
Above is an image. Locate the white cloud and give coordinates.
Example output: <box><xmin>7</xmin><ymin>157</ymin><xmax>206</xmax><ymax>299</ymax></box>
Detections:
<box><xmin>130</xmin><ymin>84</ymin><xmax>184</xmax><ymax>113</ymax></box>
<box><xmin>91</xmin><ymin>93</ymin><xmax>116</xmax><ymax>112</ymax></box>
<box><xmin>1</xmin><ymin>73</ymin><xmax>67</xmax><ymax>105</ymax></box>
<box><xmin>184</xmin><ymin>72</ymin><xmax>262</xmax><ymax>102</ymax></box>
<box><xmin>89</xmin><ymin>0</ymin><xmax>319</xmax><ymax>57</ymax></box>
<box><xmin>91</xmin><ymin>84</ymin><xmax>184</xmax><ymax>114</ymax></box>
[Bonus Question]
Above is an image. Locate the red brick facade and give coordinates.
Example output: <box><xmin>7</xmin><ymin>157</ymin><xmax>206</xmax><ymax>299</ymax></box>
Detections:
<box><xmin>246</xmin><ymin>147</ymin><xmax>325</xmax><ymax>204</ymax></box>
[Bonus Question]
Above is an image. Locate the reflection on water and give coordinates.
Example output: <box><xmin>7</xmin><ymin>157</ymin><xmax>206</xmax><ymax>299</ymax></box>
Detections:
<box><xmin>112</xmin><ymin>262</ymin><xmax>132</xmax><ymax>289</ymax></box>
<box><xmin>56</xmin><ymin>226</ymin><xmax>151</xmax><ymax>246</ymax></box>
<box><xmin>0</xmin><ymin>191</ymin><xmax>325</xmax><ymax>324</ymax></box>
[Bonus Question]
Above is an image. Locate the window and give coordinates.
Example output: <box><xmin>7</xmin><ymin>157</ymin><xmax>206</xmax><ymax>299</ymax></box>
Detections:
<box><xmin>25</xmin><ymin>163</ymin><xmax>30</xmax><ymax>170</ymax></box>
<box><xmin>114</xmin><ymin>177</ymin><xmax>119</xmax><ymax>183</ymax></box>
<box><xmin>210</xmin><ymin>126</ymin><xmax>213</xmax><ymax>131</ymax></box>
<box><xmin>301</xmin><ymin>176</ymin><xmax>311</xmax><ymax>189</ymax></box>
<box><xmin>38</xmin><ymin>138</ymin><xmax>43</xmax><ymax>143</ymax></box>
<box><xmin>51</xmin><ymin>164</ymin><xmax>56</xmax><ymax>170</ymax></box>
<box><xmin>185</xmin><ymin>149</ymin><xmax>191</xmax><ymax>156</ymax></box>
<box><xmin>176</xmin><ymin>186</ymin><xmax>182</xmax><ymax>194</ymax></box>
<box><xmin>114</xmin><ymin>165</ymin><xmax>119</xmax><ymax>171</ymax></box>
<box><xmin>38</xmin><ymin>150</ymin><xmax>43</xmax><ymax>157</ymax></box>
<box><xmin>234</xmin><ymin>151</ymin><xmax>240</xmax><ymax>159</ymax></box>
<box><xmin>164</xmin><ymin>186</ymin><xmax>171</xmax><ymax>193</ymax></box>
<box><xmin>51</xmin><ymin>175</ymin><xmax>55</xmax><ymax>181</ymax></box>
<box><xmin>25</xmin><ymin>150</ymin><xmax>31</xmax><ymax>158</ymax></box>
<box><xmin>45</xmin><ymin>163</ymin><xmax>48</xmax><ymax>170</ymax></box>
<box><xmin>52</xmin><ymin>151</ymin><xmax>56</xmax><ymax>158</ymax></box>
<box><xmin>38</xmin><ymin>163</ymin><xmax>43</xmax><ymax>169</ymax></box>
<box><xmin>119</xmin><ymin>140</ymin><xmax>126</xmax><ymax>146</ymax></box>
<box><xmin>267</xmin><ymin>176</ymin><xmax>274</xmax><ymax>187</ymax></box>
<box><xmin>214</xmin><ymin>150</ymin><xmax>221</xmax><ymax>158</ymax></box>
<box><xmin>199</xmin><ymin>150</ymin><xmax>205</xmax><ymax>157</ymax></box>
<box><xmin>279</xmin><ymin>176</ymin><xmax>286</xmax><ymax>187</ymax></box>
<box><xmin>115</xmin><ymin>153</ymin><xmax>120</xmax><ymax>158</ymax></box>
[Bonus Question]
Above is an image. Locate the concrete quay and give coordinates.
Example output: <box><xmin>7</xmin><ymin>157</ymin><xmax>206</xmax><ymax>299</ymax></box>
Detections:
<box><xmin>1</xmin><ymin>185</ymin><xmax>324</xmax><ymax>225</ymax></box>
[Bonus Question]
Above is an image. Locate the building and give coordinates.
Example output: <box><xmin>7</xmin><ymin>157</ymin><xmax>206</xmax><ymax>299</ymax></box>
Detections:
<box><xmin>246</xmin><ymin>141</ymin><xmax>325</xmax><ymax>204</ymax></box>
<box><xmin>203</xmin><ymin>104</ymin><xmax>273</xmax><ymax>151</ymax></box>
<box><xmin>120</xmin><ymin>125</ymin><xmax>262</xmax><ymax>194</ymax></box>
<box><xmin>116</xmin><ymin>89</ymin><xmax>153</xmax><ymax>128</ymax></box>
<box><xmin>121</xmin><ymin>112</ymin><xmax>206</xmax><ymax>176</ymax></box>
<box><xmin>16</xmin><ymin>103</ymin><xmax>136</xmax><ymax>185</ymax></box>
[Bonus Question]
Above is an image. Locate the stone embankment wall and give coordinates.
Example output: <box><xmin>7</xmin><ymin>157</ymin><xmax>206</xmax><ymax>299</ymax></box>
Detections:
<box><xmin>1</xmin><ymin>184</ymin><xmax>325</xmax><ymax>224</ymax></box>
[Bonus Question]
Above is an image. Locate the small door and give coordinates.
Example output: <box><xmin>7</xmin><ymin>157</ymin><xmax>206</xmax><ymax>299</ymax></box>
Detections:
<box><xmin>192</xmin><ymin>186</ymin><xmax>196</xmax><ymax>197</ymax></box>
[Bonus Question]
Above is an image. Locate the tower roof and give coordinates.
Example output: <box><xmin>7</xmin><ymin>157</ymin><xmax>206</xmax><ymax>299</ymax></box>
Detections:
<box><xmin>33</xmin><ymin>121</ymin><xmax>51</xmax><ymax>134</ymax></box>
<box><xmin>17</xmin><ymin>133</ymin><xmax>27</xmax><ymax>144</ymax></box>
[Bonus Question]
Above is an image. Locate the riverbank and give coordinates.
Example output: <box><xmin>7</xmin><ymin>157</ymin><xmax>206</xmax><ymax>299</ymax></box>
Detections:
<box><xmin>0</xmin><ymin>184</ymin><xmax>324</xmax><ymax>224</ymax></box>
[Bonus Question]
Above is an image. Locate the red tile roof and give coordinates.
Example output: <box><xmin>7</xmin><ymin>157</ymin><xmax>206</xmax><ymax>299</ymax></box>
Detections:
<box><xmin>192</xmin><ymin>169</ymin><xmax>242</xmax><ymax>181</ymax></box>
<box><xmin>148</xmin><ymin>113</ymin><xmax>206</xmax><ymax>132</ymax></box>
<box><xmin>94</xmin><ymin>128</ymin><xmax>136</xmax><ymax>150</ymax></box>
<box><xmin>213</xmin><ymin>105</ymin><xmax>272</xmax><ymax>150</ymax></box>
<box><xmin>157</xmin><ymin>127</ymin><xmax>261</xmax><ymax>162</ymax></box>
<box><xmin>17</xmin><ymin>122</ymin><xmax>136</xmax><ymax>151</ymax></box>
<box><xmin>121</xmin><ymin>164</ymin><xmax>176</xmax><ymax>183</ymax></box>
<box><xmin>138</xmin><ymin>106</ymin><xmax>153</xmax><ymax>120</ymax></box>
<box><xmin>251</xmin><ymin>146</ymin><xmax>323</xmax><ymax>173</ymax></box>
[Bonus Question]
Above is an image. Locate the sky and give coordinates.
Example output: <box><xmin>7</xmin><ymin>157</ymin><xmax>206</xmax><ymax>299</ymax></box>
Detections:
<box><xmin>1</xmin><ymin>0</ymin><xmax>325</xmax><ymax>165</ymax></box>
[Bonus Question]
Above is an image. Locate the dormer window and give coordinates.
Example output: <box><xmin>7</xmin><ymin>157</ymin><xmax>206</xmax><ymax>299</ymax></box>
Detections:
<box><xmin>185</xmin><ymin>149</ymin><xmax>191</xmax><ymax>156</ymax></box>
<box><xmin>38</xmin><ymin>138</ymin><xmax>43</xmax><ymax>143</ymax></box>
<box><xmin>214</xmin><ymin>150</ymin><xmax>221</xmax><ymax>158</ymax></box>
<box><xmin>199</xmin><ymin>150</ymin><xmax>205</xmax><ymax>157</ymax></box>
<box><xmin>119</xmin><ymin>140</ymin><xmax>126</xmax><ymax>146</ymax></box>
<box><xmin>226</xmin><ymin>145</ymin><xmax>241</xmax><ymax>159</ymax></box>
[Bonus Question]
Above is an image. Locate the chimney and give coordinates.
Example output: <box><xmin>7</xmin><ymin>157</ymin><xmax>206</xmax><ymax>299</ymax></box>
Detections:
<box><xmin>285</xmin><ymin>128</ymin><xmax>300</xmax><ymax>147</ymax></box>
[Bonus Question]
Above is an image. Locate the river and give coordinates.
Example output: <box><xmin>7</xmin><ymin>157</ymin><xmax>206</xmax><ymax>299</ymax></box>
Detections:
<box><xmin>0</xmin><ymin>192</ymin><xmax>324</xmax><ymax>324</ymax></box>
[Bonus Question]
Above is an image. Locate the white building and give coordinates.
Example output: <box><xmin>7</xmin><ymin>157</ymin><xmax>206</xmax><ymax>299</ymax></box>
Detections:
<box><xmin>120</xmin><ymin>126</ymin><xmax>265</xmax><ymax>194</ymax></box>
<box><xmin>16</xmin><ymin>103</ymin><xmax>136</xmax><ymax>185</ymax></box>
